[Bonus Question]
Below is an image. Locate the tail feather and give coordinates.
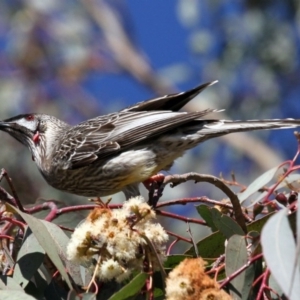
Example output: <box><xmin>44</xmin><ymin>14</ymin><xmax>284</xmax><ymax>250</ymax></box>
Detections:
<box><xmin>197</xmin><ymin>119</ymin><xmax>300</xmax><ymax>138</ymax></box>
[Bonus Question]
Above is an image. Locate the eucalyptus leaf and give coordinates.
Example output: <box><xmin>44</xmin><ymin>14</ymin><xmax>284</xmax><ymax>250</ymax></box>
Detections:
<box><xmin>13</xmin><ymin>226</ymin><xmax>45</xmax><ymax>288</ymax></box>
<box><xmin>185</xmin><ymin>212</ymin><xmax>275</xmax><ymax>257</ymax></box>
<box><xmin>6</xmin><ymin>204</ymin><xmax>73</xmax><ymax>290</ymax></box>
<box><xmin>261</xmin><ymin>208</ymin><xmax>300</xmax><ymax>300</ymax></box>
<box><xmin>164</xmin><ymin>255</ymin><xmax>192</xmax><ymax>269</ymax></box>
<box><xmin>108</xmin><ymin>273</ymin><xmax>148</xmax><ymax>300</ymax></box>
<box><xmin>225</xmin><ymin>235</ymin><xmax>248</xmax><ymax>299</ymax></box>
<box><xmin>252</xmin><ymin>173</ymin><xmax>300</xmax><ymax>206</ymax></box>
<box><xmin>241</xmin><ymin>265</ymin><xmax>255</xmax><ymax>300</ymax></box>
<box><xmin>210</xmin><ymin>208</ymin><xmax>245</xmax><ymax>238</ymax></box>
<box><xmin>0</xmin><ymin>290</ymin><xmax>36</xmax><ymax>300</ymax></box>
<box><xmin>0</xmin><ymin>276</ymin><xmax>23</xmax><ymax>291</ymax></box>
<box><xmin>238</xmin><ymin>165</ymin><xmax>280</xmax><ymax>204</ymax></box>
<box><xmin>40</xmin><ymin>220</ymin><xmax>86</xmax><ymax>287</ymax></box>
<box><xmin>196</xmin><ymin>205</ymin><xmax>218</xmax><ymax>231</ymax></box>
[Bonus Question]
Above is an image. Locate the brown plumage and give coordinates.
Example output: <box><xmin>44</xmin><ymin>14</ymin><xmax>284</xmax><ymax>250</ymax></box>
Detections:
<box><xmin>0</xmin><ymin>81</ymin><xmax>299</xmax><ymax>199</ymax></box>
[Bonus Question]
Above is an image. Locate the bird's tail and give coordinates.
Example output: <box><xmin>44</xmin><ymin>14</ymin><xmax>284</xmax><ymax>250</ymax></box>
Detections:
<box><xmin>193</xmin><ymin>118</ymin><xmax>300</xmax><ymax>140</ymax></box>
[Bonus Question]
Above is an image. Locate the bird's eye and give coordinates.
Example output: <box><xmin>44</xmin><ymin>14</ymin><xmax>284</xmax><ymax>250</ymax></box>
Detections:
<box><xmin>25</xmin><ymin>115</ymin><xmax>34</xmax><ymax>121</ymax></box>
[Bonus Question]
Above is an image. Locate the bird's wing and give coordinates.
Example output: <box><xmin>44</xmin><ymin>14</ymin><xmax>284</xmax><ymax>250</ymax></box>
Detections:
<box><xmin>57</xmin><ymin>109</ymin><xmax>217</xmax><ymax>169</ymax></box>
<box><xmin>123</xmin><ymin>81</ymin><xmax>217</xmax><ymax>112</ymax></box>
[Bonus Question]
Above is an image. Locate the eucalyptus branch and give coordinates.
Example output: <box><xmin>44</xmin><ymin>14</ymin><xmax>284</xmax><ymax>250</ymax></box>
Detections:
<box><xmin>163</xmin><ymin>173</ymin><xmax>247</xmax><ymax>233</ymax></box>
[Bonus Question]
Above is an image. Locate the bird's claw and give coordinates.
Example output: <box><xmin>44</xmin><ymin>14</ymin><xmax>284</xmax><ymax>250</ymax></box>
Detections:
<box><xmin>88</xmin><ymin>197</ymin><xmax>111</xmax><ymax>207</ymax></box>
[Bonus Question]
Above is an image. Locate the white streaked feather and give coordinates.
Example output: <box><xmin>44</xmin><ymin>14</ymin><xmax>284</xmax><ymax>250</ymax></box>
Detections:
<box><xmin>111</xmin><ymin>111</ymin><xmax>185</xmax><ymax>137</ymax></box>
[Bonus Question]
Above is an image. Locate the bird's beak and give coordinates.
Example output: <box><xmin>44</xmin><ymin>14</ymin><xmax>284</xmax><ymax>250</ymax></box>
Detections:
<box><xmin>0</xmin><ymin>121</ymin><xmax>26</xmax><ymax>134</ymax></box>
<box><xmin>0</xmin><ymin>121</ymin><xmax>10</xmax><ymax>130</ymax></box>
<box><xmin>0</xmin><ymin>121</ymin><xmax>34</xmax><ymax>147</ymax></box>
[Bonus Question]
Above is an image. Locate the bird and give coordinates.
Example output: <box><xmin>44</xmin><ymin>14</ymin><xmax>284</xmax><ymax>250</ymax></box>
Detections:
<box><xmin>0</xmin><ymin>81</ymin><xmax>300</xmax><ymax>199</ymax></box>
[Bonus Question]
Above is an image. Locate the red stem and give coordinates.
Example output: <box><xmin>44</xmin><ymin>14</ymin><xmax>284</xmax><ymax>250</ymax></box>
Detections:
<box><xmin>156</xmin><ymin>210</ymin><xmax>207</xmax><ymax>225</ymax></box>
<box><xmin>220</xmin><ymin>253</ymin><xmax>263</xmax><ymax>289</ymax></box>
<box><xmin>256</xmin><ymin>269</ymin><xmax>270</xmax><ymax>300</ymax></box>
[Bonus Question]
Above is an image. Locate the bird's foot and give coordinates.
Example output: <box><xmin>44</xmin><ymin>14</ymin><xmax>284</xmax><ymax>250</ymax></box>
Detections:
<box><xmin>88</xmin><ymin>197</ymin><xmax>112</xmax><ymax>207</ymax></box>
<box><xmin>143</xmin><ymin>173</ymin><xmax>165</xmax><ymax>191</ymax></box>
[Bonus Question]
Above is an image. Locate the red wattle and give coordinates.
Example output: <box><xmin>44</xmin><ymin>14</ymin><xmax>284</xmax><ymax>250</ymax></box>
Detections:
<box><xmin>33</xmin><ymin>131</ymin><xmax>40</xmax><ymax>143</ymax></box>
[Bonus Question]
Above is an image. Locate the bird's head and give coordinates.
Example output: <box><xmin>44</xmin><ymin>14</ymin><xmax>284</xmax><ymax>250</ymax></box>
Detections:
<box><xmin>0</xmin><ymin>113</ymin><xmax>69</xmax><ymax>168</ymax></box>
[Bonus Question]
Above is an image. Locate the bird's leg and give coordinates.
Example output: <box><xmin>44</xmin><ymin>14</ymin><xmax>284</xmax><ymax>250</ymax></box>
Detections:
<box><xmin>144</xmin><ymin>173</ymin><xmax>165</xmax><ymax>207</ymax></box>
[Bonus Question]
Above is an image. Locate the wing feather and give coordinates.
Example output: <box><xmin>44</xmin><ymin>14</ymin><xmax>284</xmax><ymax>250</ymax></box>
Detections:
<box><xmin>56</xmin><ymin>109</ymin><xmax>217</xmax><ymax>169</ymax></box>
<box><xmin>124</xmin><ymin>81</ymin><xmax>216</xmax><ymax>112</ymax></box>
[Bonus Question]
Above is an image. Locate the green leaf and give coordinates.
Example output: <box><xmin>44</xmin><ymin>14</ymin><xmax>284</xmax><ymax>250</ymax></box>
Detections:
<box><xmin>153</xmin><ymin>287</ymin><xmax>164</xmax><ymax>298</ymax></box>
<box><xmin>40</xmin><ymin>220</ymin><xmax>87</xmax><ymax>287</ymax></box>
<box><xmin>6</xmin><ymin>204</ymin><xmax>73</xmax><ymax>290</ymax></box>
<box><xmin>237</xmin><ymin>165</ymin><xmax>280</xmax><ymax>204</ymax></box>
<box><xmin>252</xmin><ymin>173</ymin><xmax>300</xmax><ymax>205</ymax></box>
<box><xmin>0</xmin><ymin>276</ymin><xmax>24</xmax><ymax>291</ymax></box>
<box><xmin>241</xmin><ymin>265</ymin><xmax>255</xmax><ymax>300</ymax></box>
<box><xmin>13</xmin><ymin>226</ymin><xmax>45</xmax><ymax>288</ymax></box>
<box><xmin>164</xmin><ymin>255</ymin><xmax>192</xmax><ymax>269</ymax></box>
<box><xmin>240</xmin><ymin>169</ymin><xmax>300</xmax><ymax>207</ymax></box>
<box><xmin>68</xmin><ymin>290</ymin><xmax>96</xmax><ymax>300</ymax></box>
<box><xmin>210</xmin><ymin>208</ymin><xmax>244</xmax><ymax>238</ymax></box>
<box><xmin>246</xmin><ymin>212</ymin><xmax>275</xmax><ymax>232</ymax></box>
<box><xmin>185</xmin><ymin>212</ymin><xmax>275</xmax><ymax>258</ymax></box>
<box><xmin>152</xmin><ymin>271</ymin><xmax>165</xmax><ymax>299</ymax></box>
<box><xmin>108</xmin><ymin>273</ymin><xmax>148</xmax><ymax>300</ymax></box>
<box><xmin>0</xmin><ymin>290</ymin><xmax>36</xmax><ymax>300</ymax></box>
<box><xmin>246</xmin><ymin>231</ymin><xmax>261</xmax><ymax>256</ymax></box>
<box><xmin>81</xmin><ymin>293</ymin><xmax>97</xmax><ymax>300</ymax></box>
<box><xmin>196</xmin><ymin>205</ymin><xmax>218</xmax><ymax>231</ymax></box>
<box><xmin>261</xmin><ymin>208</ymin><xmax>300</xmax><ymax>299</ymax></box>
<box><xmin>268</xmin><ymin>274</ymin><xmax>284</xmax><ymax>299</ymax></box>
<box><xmin>225</xmin><ymin>235</ymin><xmax>248</xmax><ymax>299</ymax></box>
<box><xmin>185</xmin><ymin>230</ymin><xmax>226</xmax><ymax>258</ymax></box>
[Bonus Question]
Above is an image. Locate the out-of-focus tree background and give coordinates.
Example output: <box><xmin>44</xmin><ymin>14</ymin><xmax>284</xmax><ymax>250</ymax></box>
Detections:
<box><xmin>0</xmin><ymin>0</ymin><xmax>300</xmax><ymax>208</ymax></box>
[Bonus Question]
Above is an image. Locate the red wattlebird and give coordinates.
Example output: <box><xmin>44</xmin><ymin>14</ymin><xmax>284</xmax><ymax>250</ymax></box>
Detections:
<box><xmin>0</xmin><ymin>81</ymin><xmax>299</xmax><ymax>199</ymax></box>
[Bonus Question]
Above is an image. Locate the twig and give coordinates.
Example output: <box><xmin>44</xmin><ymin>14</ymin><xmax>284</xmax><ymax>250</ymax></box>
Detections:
<box><xmin>166</xmin><ymin>230</ymin><xmax>191</xmax><ymax>244</ymax></box>
<box><xmin>219</xmin><ymin>171</ymin><xmax>247</xmax><ymax>191</ymax></box>
<box><xmin>186</xmin><ymin>222</ymin><xmax>198</xmax><ymax>257</ymax></box>
<box><xmin>156</xmin><ymin>210</ymin><xmax>207</xmax><ymax>226</ymax></box>
<box><xmin>163</xmin><ymin>173</ymin><xmax>247</xmax><ymax>233</ymax></box>
<box><xmin>0</xmin><ymin>217</ymin><xmax>26</xmax><ymax>231</ymax></box>
<box><xmin>156</xmin><ymin>197</ymin><xmax>233</xmax><ymax>209</ymax></box>
<box><xmin>167</xmin><ymin>238</ymin><xmax>180</xmax><ymax>255</ymax></box>
<box><xmin>256</xmin><ymin>268</ymin><xmax>270</xmax><ymax>300</ymax></box>
<box><xmin>0</xmin><ymin>169</ymin><xmax>24</xmax><ymax>212</ymax></box>
<box><xmin>0</xmin><ymin>186</ymin><xmax>19</xmax><ymax>208</ymax></box>
<box><xmin>220</xmin><ymin>253</ymin><xmax>263</xmax><ymax>289</ymax></box>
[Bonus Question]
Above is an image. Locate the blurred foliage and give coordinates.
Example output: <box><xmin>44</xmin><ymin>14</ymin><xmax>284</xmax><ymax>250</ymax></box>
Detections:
<box><xmin>0</xmin><ymin>0</ymin><xmax>300</xmax><ymax>206</ymax></box>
